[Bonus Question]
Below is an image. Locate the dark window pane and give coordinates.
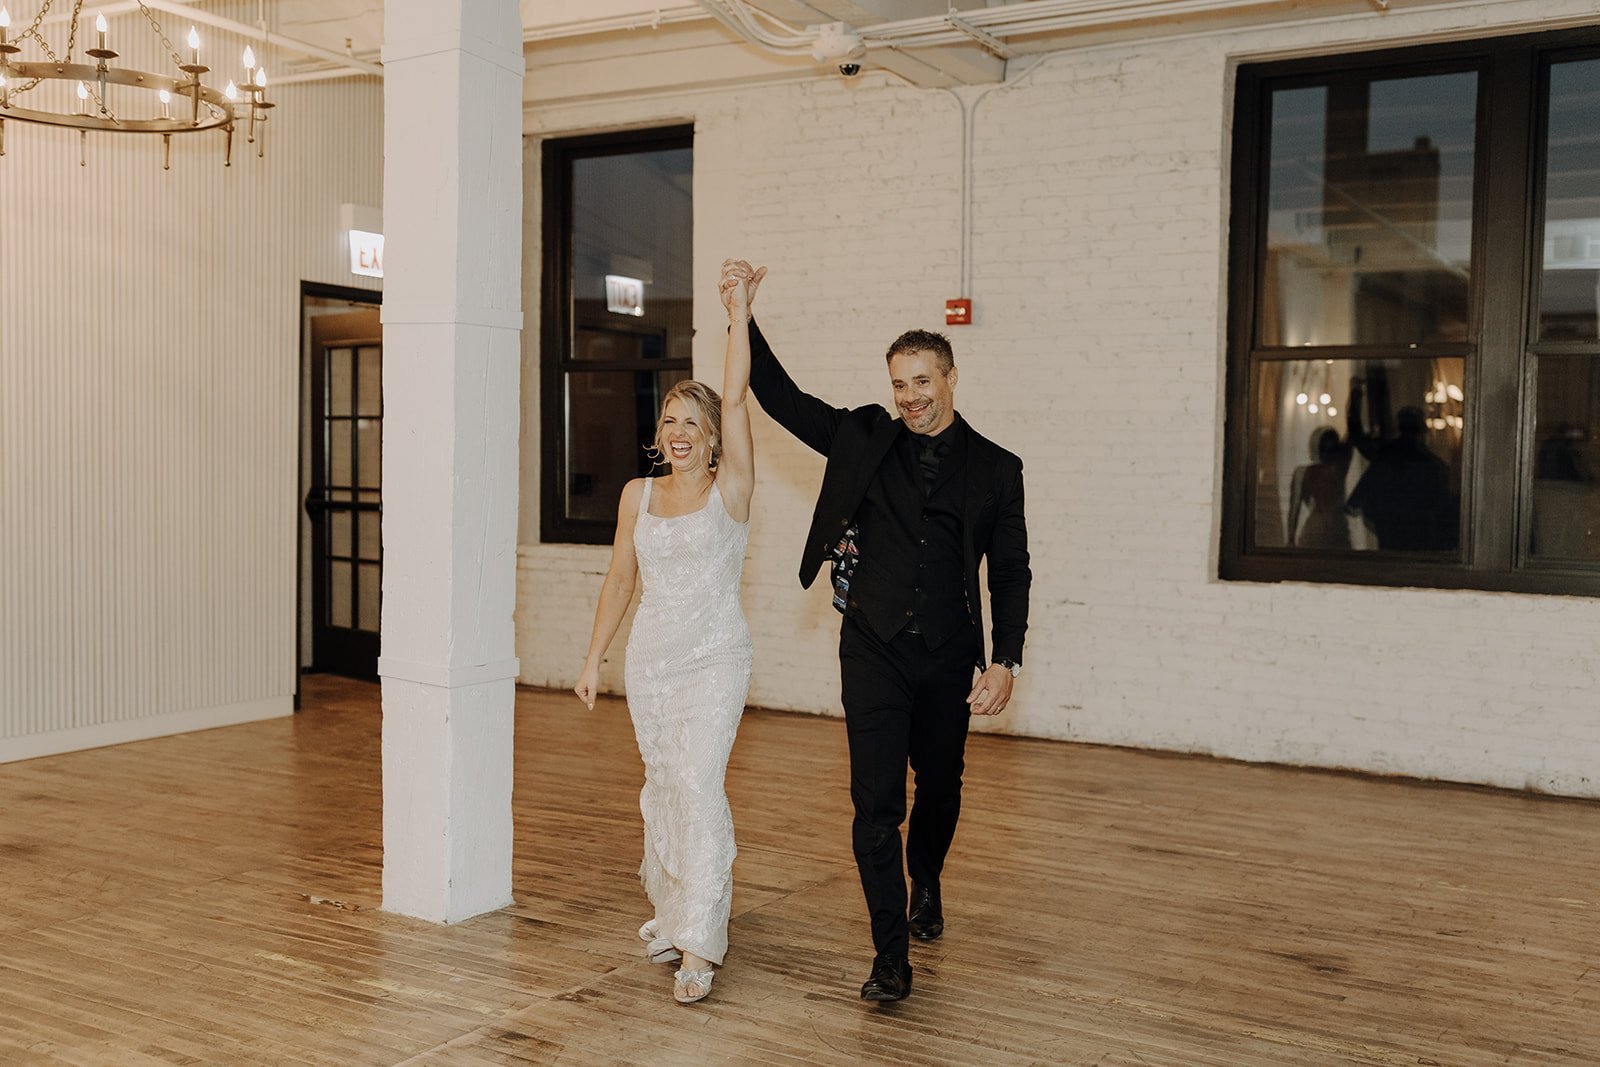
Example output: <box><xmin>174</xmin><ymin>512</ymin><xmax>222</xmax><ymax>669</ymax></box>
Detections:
<box><xmin>563</xmin><ymin>368</ymin><xmax>690</xmax><ymax>522</ymax></box>
<box><xmin>330</xmin><ymin>511</ymin><xmax>352</xmax><ymax>558</ymax></box>
<box><xmin>357</xmin><ymin>346</ymin><xmax>382</xmax><ymax>416</ymax></box>
<box><xmin>1529</xmin><ymin>356</ymin><xmax>1600</xmax><ymax>560</ymax></box>
<box><xmin>1260</xmin><ymin>72</ymin><xmax>1477</xmax><ymax>347</ymax></box>
<box><xmin>329</xmin><ymin>350</ymin><xmax>353</xmax><ymax>416</ymax></box>
<box><xmin>1538</xmin><ymin>58</ymin><xmax>1600</xmax><ymax>342</ymax></box>
<box><xmin>1255</xmin><ymin>357</ymin><xmax>1464</xmax><ymax>552</ymax></box>
<box><xmin>570</xmin><ymin>147</ymin><xmax>693</xmax><ymax>364</ymax></box>
<box><xmin>330</xmin><ymin>423</ymin><xmax>352</xmax><ymax>488</ymax></box>
<box><xmin>357</xmin><ymin>418</ymin><xmax>381</xmax><ymax>489</ymax></box>
<box><xmin>358</xmin><ymin>509</ymin><xmax>381</xmax><ymax>562</ymax></box>
<box><xmin>330</xmin><ymin>560</ymin><xmax>353</xmax><ymax>628</ymax></box>
<box><xmin>358</xmin><ymin>563</ymin><xmax>381</xmax><ymax>633</ymax></box>
<box><xmin>574</xmin><ymin>325</ymin><xmax>665</xmax><ymax>363</ymax></box>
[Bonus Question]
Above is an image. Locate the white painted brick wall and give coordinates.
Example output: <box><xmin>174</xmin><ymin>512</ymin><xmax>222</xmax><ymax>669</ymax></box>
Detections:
<box><xmin>519</xmin><ymin>0</ymin><xmax>1600</xmax><ymax>797</ymax></box>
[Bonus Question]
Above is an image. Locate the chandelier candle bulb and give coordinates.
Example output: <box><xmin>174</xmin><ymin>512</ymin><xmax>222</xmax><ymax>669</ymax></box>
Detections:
<box><xmin>242</xmin><ymin>45</ymin><xmax>254</xmax><ymax>79</ymax></box>
<box><xmin>187</xmin><ymin>26</ymin><xmax>199</xmax><ymax>66</ymax></box>
<box><xmin>0</xmin><ymin>5</ymin><xmax>9</xmax><ymax>48</ymax></box>
<box><xmin>224</xmin><ymin>80</ymin><xmax>236</xmax><ymax>101</ymax></box>
<box><xmin>159</xmin><ymin>87</ymin><xmax>169</xmax><ymax>119</ymax></box>
<box><xmin>95</xmin><ymin>12</ymin><xmax>106</xmax><ymax>51</ymax></box>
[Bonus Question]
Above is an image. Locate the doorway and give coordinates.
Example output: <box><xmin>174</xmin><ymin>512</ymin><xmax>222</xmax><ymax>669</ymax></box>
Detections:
<box><xmin>299</xmin><ymin>284</ymin><xmax>383</xmax><ymax>684</ymax></box>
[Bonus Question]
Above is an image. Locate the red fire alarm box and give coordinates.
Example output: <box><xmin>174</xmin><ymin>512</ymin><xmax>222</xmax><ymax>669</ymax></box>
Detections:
<box><xmin>945</xmin><ymin>298</ymin><xmax>972</xmax><ymax>326</ymax></box>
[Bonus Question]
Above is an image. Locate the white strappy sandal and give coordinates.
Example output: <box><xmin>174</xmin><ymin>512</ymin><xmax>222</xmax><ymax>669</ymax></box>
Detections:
<box><xmin>638</xmin><ymin>919</ymin><xmax>681</xmax><ymax>964</ymax></box>
<box><xmin>673</xmin><ymin>966</ymin><xmax>714</xmax><ymax>1004</ymax></box>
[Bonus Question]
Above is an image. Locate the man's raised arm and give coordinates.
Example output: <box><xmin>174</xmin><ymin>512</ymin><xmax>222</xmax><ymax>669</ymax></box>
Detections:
<box><xmin>746</xmin><ymin>318</ymin><xmax>848</xmax><ymax>457</ymax></box>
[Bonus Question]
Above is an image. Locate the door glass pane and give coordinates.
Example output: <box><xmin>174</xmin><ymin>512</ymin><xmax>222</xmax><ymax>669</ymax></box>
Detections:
<box><xmin>328</xmin><ymin>349</ymin><xmax>353</xmax><ymax>416</ymax></box>
<box><xmin>330</xmin><ymin>560</ymin><xmax>353</xmax><ymax>628</ymax></box>
<box><xmin>358</xmin><ymin>510</ymin><xmax>381</xmax><ymax>562</ymax></box>
<box><xmin>357</xmin><ymin>418</ymin><xmax>381</xmax><ymax>489</ymax></box>
<box><xmin>329</xmin><ymin>421</ymin><xmax>352</xmax><ymax>487</ymax></box>
<box><xmin>1539</xmin><ymin>58</ymin><xmax>1600</xmax><ymax>342</ymax></box>
<box><xmin>1529</xmin><ymin>356</ymin><xmax>1600</xmax><ymax>560</ymax></box>
<box><xmin>564</xmin><ymin>368</ymin><xmax>690</xmax><ymax>522</ymax></box>
<box><xmin>358</xmin><ymin>563</ymin><xmax>381</xmax><ymax>632</ymax></box>
<box><xmin>570</xmin><ymin>147</ymin><xmax>694</xmax><ymax>364</ymax></box>
<box><xmin>357</xmin><ymin>347</ymin><xmax>382</xmax><ymax>416</ymax></box>
<box><xmin>1254</xmin><ymin>357</ymin><xmax>1464</xmax><ymax>552</ymax></box>
<box><xmin>330</xmin><ymin>511</ymin><xmax>352</xmax><ymax>558</ymax></box>
<box><xmin>1260</xmin><ymin>71</ymin><xmax>1477</xmax><ymax>347</ymax></box>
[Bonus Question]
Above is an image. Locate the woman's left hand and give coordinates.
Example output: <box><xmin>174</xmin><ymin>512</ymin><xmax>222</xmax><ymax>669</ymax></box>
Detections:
<box><xmin>720</xmin><ymin>259</ymin><xmax>766</xmax><ymax>319</ymax></box>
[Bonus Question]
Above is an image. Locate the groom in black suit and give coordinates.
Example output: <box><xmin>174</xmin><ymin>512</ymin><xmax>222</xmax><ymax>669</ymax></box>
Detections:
<box><xmin>733</xmin><ymin>268</ymin><xmax>1030</xmax><ymax>1003</ymax></box>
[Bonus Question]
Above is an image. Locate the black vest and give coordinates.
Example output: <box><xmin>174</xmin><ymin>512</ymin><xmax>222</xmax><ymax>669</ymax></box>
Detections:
<box><xmin>847</xmin><ymin>421</ymin><xmax>970</xmax><ymax>650</ymax></box>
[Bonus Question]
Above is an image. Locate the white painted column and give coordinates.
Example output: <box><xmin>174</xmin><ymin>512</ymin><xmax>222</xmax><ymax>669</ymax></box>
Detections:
<box><xmin>378</xmin><ymin>0</ymin><xmax>524</xmax><ymax>924</ymax></box>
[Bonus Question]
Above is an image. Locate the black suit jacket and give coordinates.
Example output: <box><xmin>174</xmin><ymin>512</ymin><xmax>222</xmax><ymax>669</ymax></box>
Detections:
<box><xmin>747</xmin><ymin>319</ymin><xmax>1031</xmax><ymax>668</ymax></box>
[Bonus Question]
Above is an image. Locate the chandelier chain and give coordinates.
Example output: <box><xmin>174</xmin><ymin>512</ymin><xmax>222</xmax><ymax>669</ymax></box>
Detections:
<box><xmin>20</xmin><ymin>0</ymin><xmax>83</xmax><ymax>63</ymax></box>
<box><xmin>8</xmin><ymin>0</ymin><xmax>81</xmax><ymax>93</ymax></box>
<box><xmin>133</xmin><ymin>0</ymin><xmax>187</xmax><ymax>69</ymax></box>
<box><xmin>15</xmin><ymin>0</ymin><xmax>58</xmax><ymax>44</ymax></box>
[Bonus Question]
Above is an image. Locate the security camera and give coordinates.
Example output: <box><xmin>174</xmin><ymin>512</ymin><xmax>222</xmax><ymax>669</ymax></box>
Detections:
<box><xmin>838</xmin><ymin>61</ymin><xmax>861</xmax><ymax>77</ymax></box>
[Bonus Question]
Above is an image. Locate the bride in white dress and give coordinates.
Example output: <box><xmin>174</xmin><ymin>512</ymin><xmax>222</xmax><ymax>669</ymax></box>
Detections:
<box><xmin>574</xmin><ymin>260</ymin><xmax>768</xmax><ymax>1004</ymax></box>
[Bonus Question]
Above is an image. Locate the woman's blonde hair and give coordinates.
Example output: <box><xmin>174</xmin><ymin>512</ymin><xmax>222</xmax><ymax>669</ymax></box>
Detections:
<box><xmin>647</xmin><ymin>380</ymin><xmax>723</xmax><ymax>471</ymax></box>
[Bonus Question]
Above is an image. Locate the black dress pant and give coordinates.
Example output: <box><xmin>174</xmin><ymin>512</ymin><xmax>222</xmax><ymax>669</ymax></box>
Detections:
<box><xmin>839</xmin><ymin>613</ymin><xmax>979</xmax><ymax>958</ymax></box>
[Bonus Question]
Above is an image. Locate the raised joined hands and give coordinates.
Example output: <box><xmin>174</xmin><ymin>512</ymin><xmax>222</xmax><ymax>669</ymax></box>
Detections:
<box><xmin>720</xmin><ymin>259</ymin><xmax>767</xmax><ymax>320</ymax></box>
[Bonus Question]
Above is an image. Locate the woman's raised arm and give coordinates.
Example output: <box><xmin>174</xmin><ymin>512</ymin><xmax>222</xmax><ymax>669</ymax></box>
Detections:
<box><xmin>717</xmin><ymin>259</ymin><xmax>766</xmax><ymax>522</ymax></box>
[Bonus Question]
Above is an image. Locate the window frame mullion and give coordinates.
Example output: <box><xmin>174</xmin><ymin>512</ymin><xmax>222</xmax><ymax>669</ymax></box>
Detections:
<box><xmin>1470</xmin><ymin>40</ymin><xmax>1539</xmax><ymax>576</ymax></box>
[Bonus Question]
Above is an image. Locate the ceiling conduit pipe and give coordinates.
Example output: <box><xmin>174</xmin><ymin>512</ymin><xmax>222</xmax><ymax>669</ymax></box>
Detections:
<box><xmin>697</xmin><ymin>0</ymin><xmax>815</xmax><ymax>55</ymax></box>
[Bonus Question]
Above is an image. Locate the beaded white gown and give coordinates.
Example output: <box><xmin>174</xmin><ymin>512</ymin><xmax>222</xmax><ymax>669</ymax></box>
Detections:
<box><xmin>626</xmin><ymin>477</ymin><xmax>752</xmax><ymax>965</ymax></box>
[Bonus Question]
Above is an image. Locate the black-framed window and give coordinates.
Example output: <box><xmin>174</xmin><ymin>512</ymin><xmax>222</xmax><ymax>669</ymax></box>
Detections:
<box><xmin>541</xmin><ymin>126</ymin><xmax>693</xmax><ymax>544</ymax></box>
<box><xmin>1222</xmin><ymin>29</ymin><xmax>1600</xmax><ymax>595</ymax></box>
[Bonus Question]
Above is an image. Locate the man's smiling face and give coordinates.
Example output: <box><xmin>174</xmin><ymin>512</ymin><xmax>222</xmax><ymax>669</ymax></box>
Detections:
<box><xmin>889</xmin><ymin>349</ymin><xmax>957</xmax><ymax>436</ymax></box>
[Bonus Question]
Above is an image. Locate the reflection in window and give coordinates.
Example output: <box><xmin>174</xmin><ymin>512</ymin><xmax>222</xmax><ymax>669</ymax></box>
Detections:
<box><xmin>1530</xmin><ymin>357</ymin><xmax>1600</xmax><ymax>560</ymax></box>
<box><xmin>1539</xmin><ymin>58</ymin><xmax>1600</xmax><ymax>342</ymax></box>
<box><xmin>1261</xmin><ymin>71</ymin><xmax>1477</xmax><ymax>347</ymax></box>
<box><xmin>563</xmin><ymin>368</ymin><xmax>690</xmax><ymax>522</ymax></box>
<box><xmin>543</xmin><ymin>129</ymin><xmax>694</xmax><ymax>543</ymax></box>
<box><xmin>1256</xmin><ymin>358</ymin><xmax>1464</xmax><ymax>552</ymax></box>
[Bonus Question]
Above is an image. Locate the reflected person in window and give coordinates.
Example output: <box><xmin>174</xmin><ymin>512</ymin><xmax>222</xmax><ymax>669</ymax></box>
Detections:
<box><xmin>1288</xmin><ymin>427</ymin><xmax>1353</xmax><ymax>549</ymax></box>
<box><xmin>1346</xmin><ymin>405</ymin><xmax>1458</xmax><ymax>551</ymax></box>
<box><xmin>729</xmin><ymin>259</ymin><xmax>1031</xmax><ymax>1004</ymax></box>
<box><xmin>572</xmin><ymin>263</ymin><xmax>768</xmax><ymax>1005</ymax></box>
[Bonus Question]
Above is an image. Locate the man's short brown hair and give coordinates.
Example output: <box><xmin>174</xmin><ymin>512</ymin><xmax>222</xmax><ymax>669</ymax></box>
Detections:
<box><xmin>885</xmin><ymin>329</ymin><xmax>955</xmax><ymax>375</ymax></box>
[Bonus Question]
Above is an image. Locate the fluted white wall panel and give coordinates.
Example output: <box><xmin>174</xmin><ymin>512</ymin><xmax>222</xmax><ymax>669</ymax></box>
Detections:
<box><xmin>0</xmin><ymin>15</ymin><xmax>381</xmax><ymax>760</ymax></box>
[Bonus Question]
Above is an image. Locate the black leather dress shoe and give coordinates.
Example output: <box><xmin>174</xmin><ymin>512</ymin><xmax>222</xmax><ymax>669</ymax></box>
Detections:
<box><xmin>859</xmin><ymin>953</ymin><xmax>912</xmax><ymax>1002</ymax></box>
<box><xmin>909</xmin><ymin>884</ymin><xmax>944</xmax><ymax>941</ymax></box>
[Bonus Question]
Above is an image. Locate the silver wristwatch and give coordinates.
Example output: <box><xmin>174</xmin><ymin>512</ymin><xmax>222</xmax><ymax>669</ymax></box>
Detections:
<box><xmin>995</xmin><ymin>659</ymin><xmax>1021</xmax><ymax>678</ymax></box>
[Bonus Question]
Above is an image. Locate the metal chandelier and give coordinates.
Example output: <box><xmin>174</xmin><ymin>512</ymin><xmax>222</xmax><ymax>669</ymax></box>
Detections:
<box><xmin>0</xmin><ymin>0</ymin><xmax>274</xmax><ymax>168</ymax></box>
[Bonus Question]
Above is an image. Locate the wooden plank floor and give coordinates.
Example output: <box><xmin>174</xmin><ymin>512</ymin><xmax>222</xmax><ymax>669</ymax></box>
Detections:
<box><xmin>2</xmin><ymin>676</ymin><xmax>1599</xmax><ymax>1065</ymax></box>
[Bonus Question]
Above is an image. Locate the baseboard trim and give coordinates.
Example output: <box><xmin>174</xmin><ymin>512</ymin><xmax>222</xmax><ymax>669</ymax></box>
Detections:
<box><xmin>0</xmin><ymin>696</ymin><xmax>294</xmax><ymax>765</ymax></box>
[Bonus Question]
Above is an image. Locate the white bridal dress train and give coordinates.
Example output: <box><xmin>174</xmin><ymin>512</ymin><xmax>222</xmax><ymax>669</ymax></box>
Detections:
<box><xmin>625</xmin><ymin>476</ymin><xmax>752</xmax><ymax>965</ymax></box>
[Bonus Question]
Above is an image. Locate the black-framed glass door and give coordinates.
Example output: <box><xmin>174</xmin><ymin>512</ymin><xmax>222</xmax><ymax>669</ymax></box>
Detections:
<box><xmin>307</xmin><ymin>338</ymin><xmax>383</xmax><ymax>679</ymax></box>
